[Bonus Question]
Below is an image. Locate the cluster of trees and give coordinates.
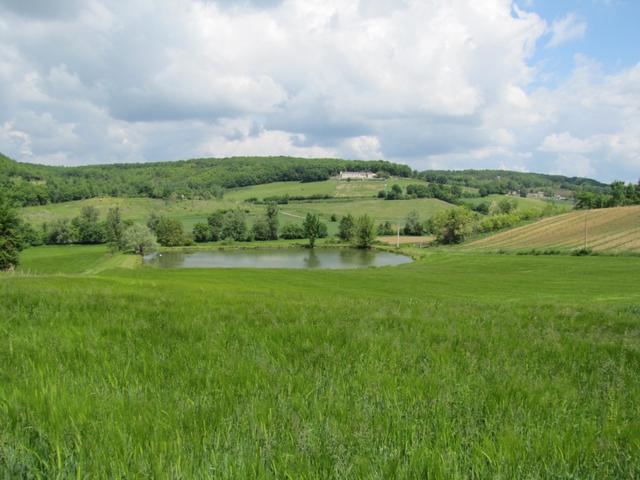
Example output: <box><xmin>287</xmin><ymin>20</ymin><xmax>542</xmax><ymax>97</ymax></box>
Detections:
<box><xmin>378</xmin><ymin>183</ymin><xmax>466</xmax><ymax>203</ymax></box>
<box><xmin>0</xmin><ymin>196</ymin><xmax>160</xmax><ymax>270</ymax></box>
<box><xmin>246</xmin><ymin>193</ymin><xmax>332</xmax><ymax>205</ymax></box>
<box><xmin>0</xmin><ymin>194</ymin><xmax>25</xmax><ymax>270</ymax></box>
<box><xmin>191</xmin><ymin>204</ymin><xmax>280</xmax><ymax>243</ymax></box>
<box><xmin>575</xmin><ymin>181</ymin><xmax>640</xmax><ymax>209</ymax></box>
<box><xmin>336</xmin><ymin>214</ymin><xmax>376</xmax><ymax>248</ymax></box>
<box><xmin>398</xmin><ymin>198</ymin><xmax>562</xmax><ymax>245</ymax></box>
<box><xmin>38</xmin><ymin>206</ymin><xmax>159</xmax><ymax>255</ymax></box>
<box><xmin>419</xmin><ymin>169</ymin><xmax>608</xmax><ymax>197</ymax></box>
<box><xmin>0</xmin><ymin>153</ymin><xmax>411</xmax><ymax>207</ymax></box>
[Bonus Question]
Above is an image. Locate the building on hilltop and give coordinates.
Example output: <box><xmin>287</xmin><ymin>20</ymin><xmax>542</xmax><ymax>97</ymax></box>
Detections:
<box><xmin>339</xmin><ymin>171</ymin><xmax>377</xmax><ymax>180</ymax></box>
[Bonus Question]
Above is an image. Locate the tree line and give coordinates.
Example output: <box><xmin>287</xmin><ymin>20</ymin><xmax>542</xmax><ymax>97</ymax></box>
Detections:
<box><xmin>0</xmin><ymin>196</ymin><xmax>382</xmax><ymax>270</ymax></box>
<box><xmin>574</xmin><ymin>181</ymin><xmax>640</xmax><ymax>209</ymax></box>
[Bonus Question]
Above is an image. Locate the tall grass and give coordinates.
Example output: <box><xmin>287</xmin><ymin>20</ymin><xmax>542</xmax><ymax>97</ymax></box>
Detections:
<box><xmin>1</xmin><ymin>252</ymin><xmax>639</xmax><ymax>477</ymax></box>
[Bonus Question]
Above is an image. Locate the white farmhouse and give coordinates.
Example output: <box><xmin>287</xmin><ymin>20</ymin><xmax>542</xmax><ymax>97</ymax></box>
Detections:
<box><xmin>339</xmin><ymin>171</ymin><xmax>377</xmax><ymax>180</ymax></box>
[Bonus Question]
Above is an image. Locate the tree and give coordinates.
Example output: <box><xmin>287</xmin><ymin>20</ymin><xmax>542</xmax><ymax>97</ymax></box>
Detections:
<box><xmin>432</xmin><ymin>208</ymin><xmax>474</xmax><ymax>244</ymax></box>
<box><xmin>72</xmin><ymin>206</ymin><xmax>105</xmax><ymax>244</ymax></box>
<box><xmin>222</xmin><ymin>209</ymin><xmax>247</xmax><ymax>241</ymax></box>
<box><xmin>404</xmin><ymin>210</ymin><xmax>423</xmax><ymax>236</ymax></box>
<box><xmin>303</xmin><ymin>213</ymin><xmax>323</xmax><ymax>248</ymax></box>
<box><xmin>280</xmin><ymin>223</ymin><xmax>305</xmax><ymax>239</ymax></box>
<box><xmin>193</xmin><ymin>222</ymin><xmax>212</xmax><ymax>243</ymax></box>
<box><xmin>377</xmin><ymin>221</ymin><xmax>394</xmax><ymax>235</ymax></box>
<box><xmin>44</xmin><ymin>219</ymin><xmax>75</xmax><ymax>244</ymax></box>
<box><xmin>338</xmin><ymin>214</ymin><xmax>355</xmax><ymax>241</ymax></box>
<box><xmin>265</xmin><ymin>203</ymin><xmax>279</xmax><ymax>240</ymax></box>
<box><xmin>147</xmin><ymin>212</ymin><xmax>161</xmax><ymax>232</ymax></box>
<box><xmin>496</xmin><ymin>198</ymin><xmax>517</xmax><ymax>214</ymax></box>
<box><xmin>121</xmin><ymin>224</ymin><xmax>158</xmax><ymax>256</ymax></box>
<box><xmin>0</xmin><ymin>194</ymin><xmax>24</xmax><ymax>270</ymax></box>
<box><xmin>610</xmin><ymin>181</ymin><xmax>627</xmax><ymax>207</ymax></box>
<box><xmin>207</xmin><ymin>210</ymin><xmax>226</xmax><ymax>241</ymax></box>
<box><xmin>385</xmin><ymin>184</ymin><xmax>404</xmax><ymax>200</ymax></box>
<box><xmin>354</xmin><ymin>214</ymin><xmax>376</xmax><ymax>249</ymax></box>
<box><xmin>154</xmin><ymin>217</ymin><xmax>185</xmax><ymax>246</ymax></box>
<box><xmin>251</xmin><ymin>217</ymin><xmax>271</xmax><ymax>241</ymax></box>
<box><xmin>105</xmin><ymin>207</ymin><xmax>124</xmax><ymax>247</ymax></box>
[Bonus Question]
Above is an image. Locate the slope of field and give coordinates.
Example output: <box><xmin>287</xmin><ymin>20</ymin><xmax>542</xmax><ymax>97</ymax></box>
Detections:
<box><xmin>1</xmin><ymin>250</ymin><xmax>639</xmax><ymax>477</ymax></box>
<box><xmin>20</xmin><ymin>182</ymin><xmax>457</xmax><ymax>233</ymax></box>
<box><xmin>465</xmin><ymin>205</ymin><xmax>640</xmax><ymax>253</ymax></box>
<box><xmin>225</xmin><ymin>177</ymin><xmax>425</xmax><ymax>201</ymax></box>
<box><xmin>463</xmin><ymin>194</ymin><xmax>568</xmax><ymax>211</ymax></box>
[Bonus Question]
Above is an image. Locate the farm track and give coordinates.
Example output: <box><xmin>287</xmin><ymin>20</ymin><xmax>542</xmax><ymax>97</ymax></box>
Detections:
<box><xmin>464</xmin><ymin>206</ymin><xmax>640</xmax><ymax>252</ymax></box>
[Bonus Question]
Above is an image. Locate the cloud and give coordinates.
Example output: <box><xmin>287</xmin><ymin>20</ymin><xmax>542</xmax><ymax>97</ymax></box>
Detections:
<box><xmin>547</xmin><ymin>13</ymin><xmax>587</xmax><ymax>48</ymax></box>
<box><xmin>0</xmin><ymin>0</ymin><xmax>637</xmax><ymax>182</ymax></box>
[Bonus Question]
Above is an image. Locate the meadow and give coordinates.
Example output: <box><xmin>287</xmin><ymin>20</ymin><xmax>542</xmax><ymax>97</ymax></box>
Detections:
<box><xmin>19</xmin><ymin>178</ymin><xmax>553</xmax><ymax>235</ymax></box>
<box><xmin>1</xmin><ymin>245</ymin><xmax>639</xmax><ymax>477</ymax></box>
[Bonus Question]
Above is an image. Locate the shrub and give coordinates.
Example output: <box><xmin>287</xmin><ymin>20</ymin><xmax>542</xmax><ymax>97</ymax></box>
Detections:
<box><xmin>280</xmin><ymin>223</ymin><xmax>305</xmax><ymax>239</ymax></box>
<box><xmin>354</xmin><ymin>215</ymin><xmax>376</xmax><ymax>249</ymax></box>
<box><xmin>121</xmin><ymin>224</ymin><xmax>158</xmax><ymax>256</ymax></box>
<box><xmin>192</xmin><ymin>222</ymin><xmax>212</xmax><ymax>243</ymax></box>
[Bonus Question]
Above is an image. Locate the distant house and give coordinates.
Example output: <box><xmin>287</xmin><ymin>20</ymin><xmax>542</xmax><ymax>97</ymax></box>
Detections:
<box><xmin>528</xmin><ymin>191</ymin><xmax>546</xmax><ymax>199</ymax></box>
<box><xmin>339</xmin><ymin>171</ymin><xmax>377</xmax><ymax>180</ymax></box>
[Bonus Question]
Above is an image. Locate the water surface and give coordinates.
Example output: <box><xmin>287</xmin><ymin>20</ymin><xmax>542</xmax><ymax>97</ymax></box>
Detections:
<box><xmin>144</xmin><ymin>248</ymin><xmax>412</xmax><ymax>269</ymax></box>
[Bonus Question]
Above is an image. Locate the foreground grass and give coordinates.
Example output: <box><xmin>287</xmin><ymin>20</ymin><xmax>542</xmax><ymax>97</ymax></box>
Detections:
<box><xmin>1</xmin><ymin>249</ymin><xmax>639</xmax><ymax>477</ymax></box>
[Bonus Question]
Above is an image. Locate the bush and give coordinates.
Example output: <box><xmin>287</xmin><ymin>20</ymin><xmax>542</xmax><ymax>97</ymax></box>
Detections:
<box><xmin>193</xmin><ymin>222</ymin><xmax>212</xmax><ymax>243</ymax></box>
<box><xmin>354</xmin><ymin>214</ymin><xmax>376</xmax><ymax>249</ymax></box>
<box><xmin>432</xmin><ymin>208</ymin><xmax>474</xmax><ymax>244</ymax></box>
<box><xmin>121</xmin><ymin>224</ymin><xmax>158</xmax><ymax>256</ymax></box>
<box><xmin>377</xmin><ymin>221</ymin><xmax>394</xmax><ymax>235</ymax></box>
<box><xmin>338</xmin><ymin>214</ymin><xmax>355</xmax><ymax>241</ymax></box>
<box><xmin>221</xmin><ymin>209</ymin><xmax>247</xmax><ymax>241</ymax></box>
<box><xmin>251</xmin><ymin>218</ymin><xmax>271</xmax><ymax>241</ymax></box>
<box><xmin>280</xmin><ymin>223</ymin><xmax>305</xmax><ymax>239</ymax></box>
<box><xmin>154</xmin><ymin>217</ymin><xmax>187</xmax><ymax>246</ymax></box>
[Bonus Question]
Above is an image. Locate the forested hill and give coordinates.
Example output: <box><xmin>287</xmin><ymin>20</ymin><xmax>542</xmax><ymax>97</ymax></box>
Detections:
<box><xmin>1</xmin><ymin>152</ymin><xmax>611</xmax><ymax>207</ymax></box>
<box><xmin>419</xmin><ymin>169</ymin><xmax>607</xmax><ymax>195</ymax></box>
<box><xmin>0</xmin><ymin>154</ymin><xmax>411</xmax><ymax>206</ymax></box>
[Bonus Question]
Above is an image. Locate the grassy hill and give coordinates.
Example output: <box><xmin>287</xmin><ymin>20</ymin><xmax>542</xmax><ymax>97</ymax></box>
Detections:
<box><xmin>464</xmin><ymin>205</ymin><xmax>640</xmax><ymax>253</ymax></box>
<box><xmin>19</xmin><ymin>177</ymin><xmax>564</xmax><ymax>243</ymax></box>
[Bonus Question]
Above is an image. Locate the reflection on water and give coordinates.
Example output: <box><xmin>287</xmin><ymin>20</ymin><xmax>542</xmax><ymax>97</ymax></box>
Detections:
<box><xmin>144</xmin><ymin>248</ymin><xmax>412</xmax><ymax>269</ymax></box>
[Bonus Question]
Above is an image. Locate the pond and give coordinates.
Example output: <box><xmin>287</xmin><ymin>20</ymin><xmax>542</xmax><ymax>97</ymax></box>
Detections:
<box><xmin>144</xmin><ymin>248</ymin><xmax>412</xmax><ymax>269</ymax></box>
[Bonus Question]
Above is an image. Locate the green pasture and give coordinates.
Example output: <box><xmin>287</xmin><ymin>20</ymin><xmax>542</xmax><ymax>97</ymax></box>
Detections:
<box><xmin>19</xmin><ymin>186</ymin><xmax>459</xmax><ymax>234</ymax></box>
<box><xmin>463</xmin><ymin>194</ymin><xmax>569</xmax><ymax>211</ymax></box>
<box><xmin>1</xmin><ymin>245</ymin><xmax>639</xmax><ymax>478</ymax></box>
<box><xmin>224</xmin><ymin>177</ymin><xmax>426</xmax><ymax>201</ymax></box>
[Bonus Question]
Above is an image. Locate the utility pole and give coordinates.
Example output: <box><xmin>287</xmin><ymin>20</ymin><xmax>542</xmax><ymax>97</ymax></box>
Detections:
<box><xmin>584</xmin><ymin>211</ymin><xmax>588</xmax><ymax>250</ymax></box>
<box><xmin>397</xmin><ymin>224</ymin><xmax>400</xmax><ymax>249</ymax></box>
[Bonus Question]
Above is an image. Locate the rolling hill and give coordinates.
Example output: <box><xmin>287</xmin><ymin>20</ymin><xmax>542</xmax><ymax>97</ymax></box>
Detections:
<box><xmin>464</xmin><ymin>205</ymin><xmax>640</xmax><ymax>253</ymax></box>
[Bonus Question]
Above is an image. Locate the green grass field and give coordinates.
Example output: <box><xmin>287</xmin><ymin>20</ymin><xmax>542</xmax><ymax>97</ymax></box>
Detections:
<box><xmin>1</xmin><ymin>245</ymin><xmax>639</xmax><ymax>478</ymax></box>
<box><xmin>224</xmin><ymin>177</ymin><xmax>426</xmax><ymax>201</ymax></box>
<box><xmin>19</xmin><ymin>179</ymin><xmax>460</xmax><ymax>233</ymax></box>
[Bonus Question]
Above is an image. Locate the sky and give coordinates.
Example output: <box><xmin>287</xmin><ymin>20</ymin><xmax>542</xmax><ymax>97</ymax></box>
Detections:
<box><xmin>0</xmin><ymin>0</ymin><xmax>638</xmax><ymax>182</ymax></box>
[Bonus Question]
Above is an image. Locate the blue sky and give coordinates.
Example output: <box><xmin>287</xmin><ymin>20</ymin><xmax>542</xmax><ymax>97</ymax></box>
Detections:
<box><xmin>0</xmin><ymin>0</ymin><xmax>638</xmax><ymax>182</ymax></box>
<box><xmin>526</xmin><ymin>0</ymin><xmax>640</xmax><ymax>81</ymax></box>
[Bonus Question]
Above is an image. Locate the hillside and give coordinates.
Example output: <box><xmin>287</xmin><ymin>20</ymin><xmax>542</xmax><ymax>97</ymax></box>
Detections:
<box><xmin>1</xmin><ymin>152</ymin><xmax>611</xmax><ymax>208</ymax></box>
<box><xmin>420</xmin><ymin>169</ymin><xmax>608</xmax><ymax>195</ymax></box>
<box><xmin>464</xmin><ymin>205</ymin><xmax>640</xmax><ymax>253</ymax></box>
<box><xmin>0</xmin><ymin>153</ymin><xmax>412</xmax><ymax>206</ymax></box>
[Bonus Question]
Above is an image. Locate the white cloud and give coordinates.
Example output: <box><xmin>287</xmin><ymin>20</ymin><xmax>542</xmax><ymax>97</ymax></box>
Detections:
<box><xmin>0</xmin><ymin>0</ymin><xmax>637</xmax><ymax>182</ymax></box>
<box><xmin>547</xmin><ymin>13</ymin><xmax>587</xmax><ymax>48</ymax></box>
